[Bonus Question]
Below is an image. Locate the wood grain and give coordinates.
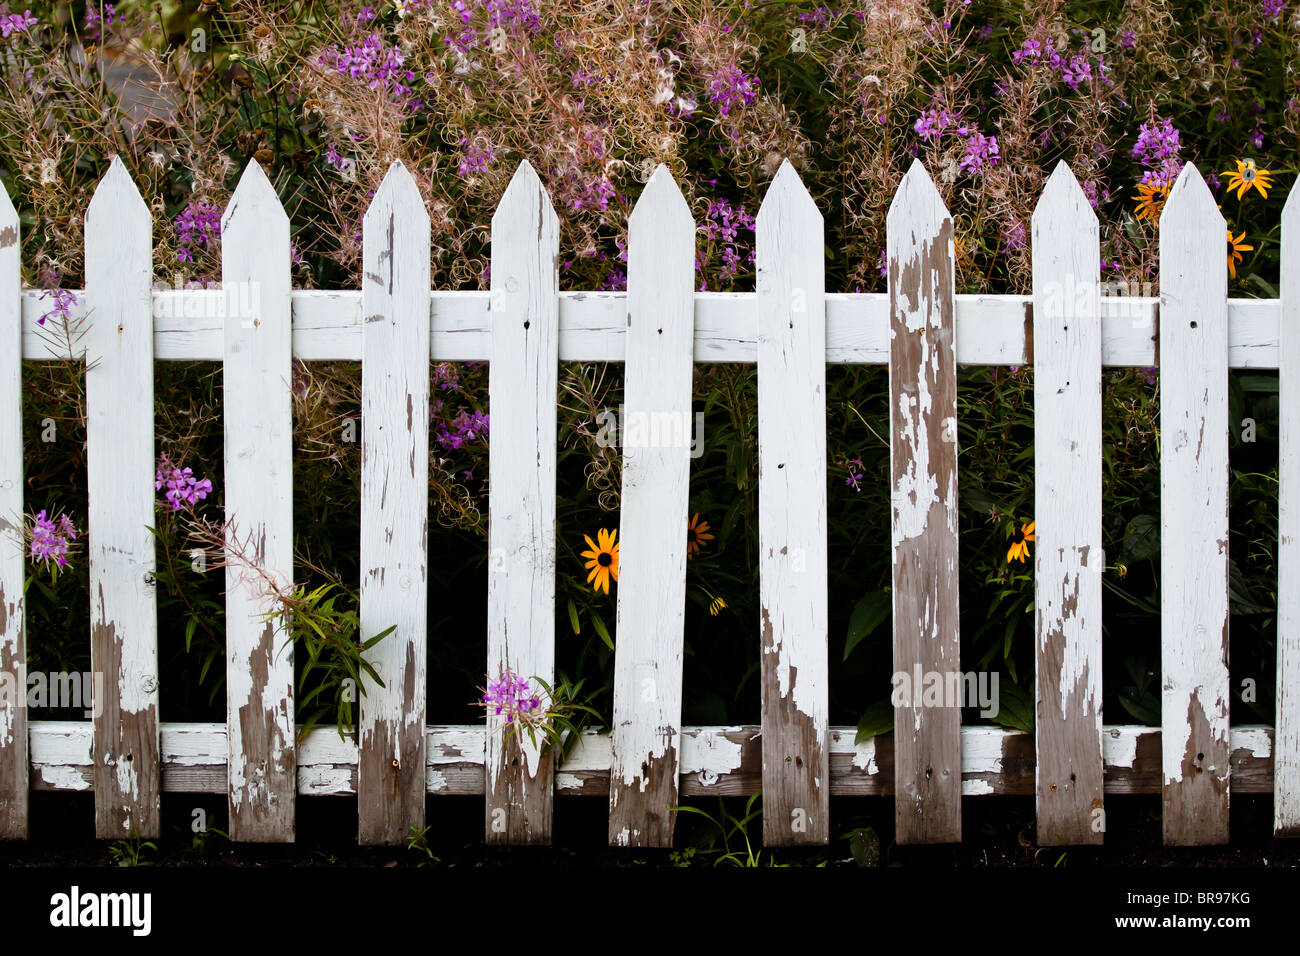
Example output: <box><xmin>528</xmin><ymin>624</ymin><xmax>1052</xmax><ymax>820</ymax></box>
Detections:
<box><xmin>85</xmin><ymin>158</ymin><xmax>160</xmax><ymax>838</ymax></box>
<box><xmin>358</xmin><ymin>162</ymin><xmax>431</xmax><ymax>845</ymax></box>
<box><xmin>607</xmin><ymin>167</ymin><xmax>696</xmax><ymax>847</ymax></box>
<box><xmin>887</xmin><ymin>160</ymin><xmax>962</xmax><ymax>844</ymax></box>
<box><xmin>1031</xmin><ymin>163</ymin><xmax>1105</xmax><ymax>845</ymax></box>
<box><xmin>221</xmin><ymin>161</ymin><xmax>296</xmax><ymax>842</ymax></box>
<box><xmin>1276</xmin><ymin>183</ymin><xmax>1300</xmax><ymax>835</ymax></box>
<box><xmin>756</xmin><ymin>161</ymin><xmax>829</xmax><ymax>845</ymax></box>
<box><xmin>485</xmin><ymin>161</ymin><xmax>559</xmax><ymax>845</ymax></box>
<box><xmin>0</xmin><ymin>180</ymin><xmax>25</xmax><ymax>838</ymax></box>
<box><xmin>1158</xmin><ymin>163</ymin><xmax>1231</xmax><ymax>846</ymax></box>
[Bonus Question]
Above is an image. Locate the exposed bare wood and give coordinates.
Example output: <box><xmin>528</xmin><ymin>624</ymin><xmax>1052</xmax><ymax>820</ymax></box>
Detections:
<box><xmin>1032</xmin><ymin>163</ymin><xmax>1105</xmax><ymax>845</ymax></box>
<box><xmin>608</xmin><ymin>166</ymin><xmax>695</xmax><ymax>847</ymax></box>
<box><xmin>485</xmin><ymin>161</ymin><xmax>559</xmax><ymax>844</ymax></box>
<box><xmin>887</xmin><ymin>160</ymin><xmax>962</xmax><ymax>844</ymax></box>
<box><xmin>18</xmin><ymin>290</ymin><xmax>1283</xmax><ymax>368</ymax></box>
<box><xmin>222</xmin><ymin>161</ymin><xmax>296</xmax><ymax>842</ymax></box>
<box><xmin>0</xmin><ymin>180</ymin><xmax>25</xmax><ymax>838</ymax></box>
<box><xmin>358</xmin><ymin>162</ymin><xmax>432</xmax><ymax>845</ymax></box>
<box><xmin>756</xmin><ymin>161</ymin><xmax>829</xmax><ymax>845</ymax></box>
<box><xmin>1159</xmin><ymin>163</ymin><xmax>1231</xmax><ymax>846</ymax></box>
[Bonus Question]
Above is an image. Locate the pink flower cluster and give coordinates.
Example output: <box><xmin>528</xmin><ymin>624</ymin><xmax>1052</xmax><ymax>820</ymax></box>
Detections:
<box><xmin>155</xmin><ymin>457</ymin><xmax>214</xmax><ymax>512</ymax></box>
<box><xmin>175</xmin><ymin>200</ymin><xmax>223</xmax><ymax>263</ymax></box>
<box><xmin>0</xmin><ymin>4</ymin><xmax>36</xmax><ymax>39</ymax></box>
<box><xmin>1012</xmin><ymin>36</ymin><xmax>1109</xmax><ymax>91</ymax></box>
<box><xmin>481</xmin><ymin>670</ymin><xmax>541</xmax><ymax>723</ymax></box>
<box><xmin>1131</xmin><ymin>116</ymin><xmax>1184</xmax><ymax>187</ymax></box>
<box><xmin>29</xmin><ymin>510</ymin><xmax>78</xmax><ymax>570</ymax></box>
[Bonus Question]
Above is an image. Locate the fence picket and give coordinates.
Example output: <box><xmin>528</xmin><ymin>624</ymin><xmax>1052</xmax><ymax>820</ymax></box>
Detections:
<box><xmin>221</xmin><ymin>161</ymin><xmax>296</xmax><ymax>842</ymax></box>
<box><xmin>358</xmin><ymin>162</ymin><xmax>431</xmax><ymax>845</ymax></box>
<box><xmin>756</xmin><ymin>161</ymin><xmax>829</xmax><ymax>845</ymax></box>
<box><xmin>0</xmin><ymin>183</ymin><xmax>24</xmax><ymax>838</ymax></box>
<box><xmin>1159</xmin><ymin>163</ymin><xmax>1231</xmax><ymax>845</ymax></box>
<box><xmin>608</xmin><ymin>166</ymin><xmax>695</xmax><ymax>847</ymax></box>
<box><xmin>485</xmin><ymin>161</ymin><xmax>558</xmax><ymax>844</ymax></box>
<box><xmin>1032</xmin><ymin>163</ymin><xmax>1105</xmax><ymax>845</ymax></box>
<box><xmin>887</xmin><ymin>159</ymin><xmax>962</xmax><ymax>844</ymax></box>
<box><xmin>85</xmin><ymin>158</ymin><xmax>160</xmax><ymax>838</ymax></box>
<box><xmin>1276</xmin><ymin>187</ymin><xmax>1300</xmax><ymax>835</ymax></box>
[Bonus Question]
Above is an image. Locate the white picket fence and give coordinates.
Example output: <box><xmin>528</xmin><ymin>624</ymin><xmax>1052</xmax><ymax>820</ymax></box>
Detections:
<box><xmin>0</xmin><ymin>155</ymin><xmax>1297</xmax><ymax>848</ymax></box>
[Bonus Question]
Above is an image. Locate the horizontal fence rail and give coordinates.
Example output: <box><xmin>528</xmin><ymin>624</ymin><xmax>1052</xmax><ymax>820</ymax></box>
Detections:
<box><xmin>0</xmin><ymin>156</ymin><xmax>1297</xmax><ymax>849</ymax></box>
<box><xmin>14</xmin><ymin>290</ymin><xmax>1288</xmax><ymax>367</ymax></box>
<box><xmin>22</xmin><ymin>722</ymin><xmax>1279</xmax><ymax>797</ymax></box>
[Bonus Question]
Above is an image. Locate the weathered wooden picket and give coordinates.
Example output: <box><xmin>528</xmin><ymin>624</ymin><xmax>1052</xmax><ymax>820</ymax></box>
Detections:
<box><xmin>0</xmin><ymin>155</ymin><xmax>1297</xmax><ymax>848</ymax></box>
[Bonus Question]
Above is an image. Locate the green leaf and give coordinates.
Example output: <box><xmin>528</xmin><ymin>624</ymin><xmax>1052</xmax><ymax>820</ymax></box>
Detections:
<box><xmin>848</xmin><ymin>826</ymin><xmax>881</xmax><ymax>867</ymax></box>
<box><xmin>566</xmin><ymin>598</ymin><xmax>581</xmax><ymax>636</ymax></box>
<box><xmin>590</xmin><ymin>611</ymin><xmax>613</xmax><ymax>650</ymax></box>
<box><xmin>988</xmin><ymin>678</ymin><xmax>1033</xmax><ymax>732</ymax></box>
<box><xmin>1121</xmin><ymin>514</ymin><xmax>1159</xmax><ymax>562</ymax></box>
<box><xmin>844</xmin><ymin>589</ymin><xmax>891</xmax><ymax>661</ymax></box>
<box><xmin>1117</xmin><ymin>685</ymin><xmax>1160</xmax><ymax>726</ymax></box>
<box><xmin>854</xmin><ymin>697</ymin><xmax>894</xmax><ymax>744</ymax></box>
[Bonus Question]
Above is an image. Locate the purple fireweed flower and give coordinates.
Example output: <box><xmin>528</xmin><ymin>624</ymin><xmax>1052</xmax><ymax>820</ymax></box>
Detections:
<box><xmin>1119</xmin><ymin>30</ymin><xmax>1136</xmax><ymax>50</ymax></box>
<box><xmin>845</xmin><ymin>457</ymin><xmax>865</xmax><ymax>491</ymax></box>
<box><xmin>435</xmin><ymin>409</ymin><xmax>489</xmax><ymax>450</ymax></box>
<box><xmin>457</xmin><ymin>136</ymin><xmax>496</xmax><ymax>177</ymax></box>
<box><xmin>1131</xmin><ymin>117</ymin><xmax>1183</xmax><ymax>187</ymax></box>
<box><xmin>324</xmin><ymin>142</ymin><xmax>355</xmax><ymax>176</ymax></box>
<box><xmin>1261</xmin><ymin>0</ymin><xmax>1288</xmax><ymax>18</ymax></box>
<box><xmin>37</xmin><ymin>271</ymin><xmax>77</xmax><ymax>327</ymax></box>
<box><xmin>175</xmin><ymin>200</ymin><xmax>222</xmax><ymax>262</ymax></box>
<box><xmin>914</xmin><ymin>107</ymin><xmax>959</xmax><ymax>142</ymax></box>
<box><xmin>697</xmin><ymin>198</ymin><xmax>755</xmax><ymax>289</ymax></box>
<box><xmin>707</xmin><ymin>66</ymin><xmax>759</xmax><ymax>115</ymax></box>
<box><xmin>322</xmin><ymin>32</ymin><xmax>417</xmax><ymax>105</ymax></box>
<box><xmin>1061</xmin><ymin>52</ymin><xmax>1093</xmax><ymax>89</ymax></box>
<box><xmin>957</xmin><ymin>128</ymin><xmax>999</xmax><ymax>173</ymax></box>
<box><xmin>0</xmin><ymin>4</ymin><xmax>37</xmax><ymax>38</ymax></box>
<box><xmin>155</xmin><ymin>456</ymin><xmax>214</xmax><ymax>511</ymax></box>
<box><xmin>28</xmin><ymin>509</ymin><xmax>79</xmax><ymax>570</ymax></box>
<box><xmin>1001</xmin><ymin>217</ymin><xmax>1026</xmax><ymax>252</ymax></box>
<box><xmin>481</xmin><ymin>670</ymin><xmax>541</xmax><ymax>723</ymax></box>
<box><xmin>1012</xmin><ymin>38</ymin><xmax>1043</xmax><ymax>64</ymax></box>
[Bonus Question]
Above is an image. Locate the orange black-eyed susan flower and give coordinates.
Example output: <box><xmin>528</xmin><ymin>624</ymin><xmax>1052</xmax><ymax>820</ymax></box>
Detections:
<box><xmin>1006</xmin><ymin>521</ymin><xmax>1035</xmax><ymax>564</ymax></box>
<box><xmin>1221</xmin><ymin>159</ymin><xmax>1274</xmax><ymax>200</ymax></box>
<box><xmin>1227</xmin><ymin>230</ymin><xmax>1253</xmax><ymax>278</ymax></box>
<box><xmin>687</xmin><ymin>513</ymin><xmax>714</xmax><ymax>556</ymax></box>
<box><xmin>1133</xmin><ymin>181</ymin><xmax>1170</xmax><ymax>223</ymax></box>
<box><xmin>581</xmin><ymin>529</ymin><xmax>619</xmax><ymax>594</ymax></box>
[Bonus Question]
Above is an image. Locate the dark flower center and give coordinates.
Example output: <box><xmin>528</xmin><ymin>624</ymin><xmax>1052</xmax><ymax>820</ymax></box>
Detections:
<box><xmin>598</xmin><ymin>552</ymin><xmax>612</xmax><ymax>567</ymax></box>
<box><xmin>1011</xmin><ymin>530</ymin><xmax>1025</xmax><ymax>544</ymax></box>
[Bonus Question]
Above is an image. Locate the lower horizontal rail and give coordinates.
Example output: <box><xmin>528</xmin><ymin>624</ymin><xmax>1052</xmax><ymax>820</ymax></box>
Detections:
<box><xmin>25</xmin><ymin>722</ymin><xmax>1274</xmax><ymax>797</ymax></box>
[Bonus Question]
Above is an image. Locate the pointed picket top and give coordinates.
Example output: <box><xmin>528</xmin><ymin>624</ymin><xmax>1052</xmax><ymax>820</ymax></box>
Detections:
<box><xmin>492</xmin><ymin>159</ymin><xmax>556</xmax><ymax>235</ymax></box>
<box><xmin>87</xmin><ymin>155</ymin><xmax>149</xmax><ymax>225</ymax></box>
<box><xmin>887</xmin><ymin>158</ymin><xmax>950</xmax><ymax>233</ymax></box>
<box><xmin>224</xmin><ymin>159</ymin><xmax>288</xmax><ymax>236</ymax></box>
<box><xmin>757</xmin><ymin>158</ymin><xmax>822</xmax><ymax>228</ymax></box>
<box><xmin>364</xmin><ymin>159</ymin><xmax>428</xmax><ymax>230</ymax></box>
<box><xmin>1160</xmin><ymin>162</ymin><xmax>1225</xmax><ymax>234</ymax></box>
<box><xmin>630</xmin><ymin>163</ymin><xmax>691</xmax><ymax>229</ymax></box>
<box><xmin>1033</xmin><ymin>161</ymin><xmax>1097</xmax><ymax>231</ymax></box>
